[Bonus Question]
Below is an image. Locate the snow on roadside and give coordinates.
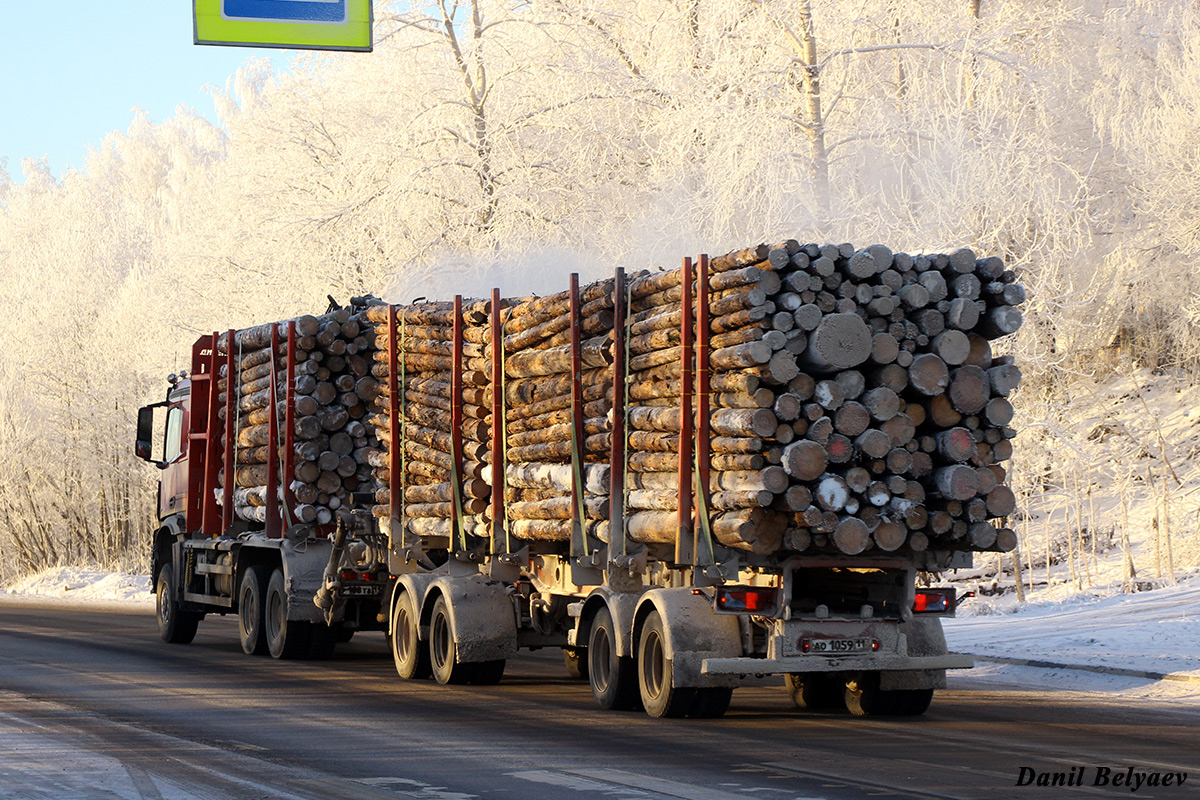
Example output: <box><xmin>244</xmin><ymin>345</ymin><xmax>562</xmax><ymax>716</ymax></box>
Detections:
<box><xmin>944</xmin><ymin>568</ymin><xmax>1200</xmax><ymax>704</ymax></box>
<box><xmin>1</xmin><ymin>567</ymin><xmax>154</xmax><ymax>607</ymax></box>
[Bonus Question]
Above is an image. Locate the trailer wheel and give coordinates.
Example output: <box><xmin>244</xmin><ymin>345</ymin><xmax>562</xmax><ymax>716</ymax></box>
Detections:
<box><xmin>156</xmin><ymin>564</ymin><xmax>200</xmax><ymax>645</ymax></box>
<box><xmin>688</xmin><ymin>688</ymin><xmax>733</xmax><ymax>719</ymax></box>
<box><xmin>307</xmin><ymin>626</ymin><xmax>337</xmax><ymax>660</ymax></box>
<box><xmin>895</xmin><ymin>688</ymin><xmax>934</xmax><ymax>716</ymax></box>
<box><xmin>587</xmin><ymin>606</ymin><xmax>640</xmax><ymax>711</ymax></box>
<box><xmin>237</xmin><ymin>565</ymin><xmax>270</xmax><ymax>656</ymax></box>
<box><xmin>844</xmin><ymin>672</ymin><xmax>901</xmax><ymax>717</ymax></box>
<box><xmin>471</xmin><ymin>660</ymin><xmax>506</xmax><ymax>685</ymax></box>
<box><xmin>562</xmin><ymin>647</ymin><xmax>589</xmax><ymax>680</ymax></box>
<box><xmin>785</xmin><ymin>673</ymin><xmax>844</xmax><ymax>711</ymax></box>
<box><xmin>637</xmin><ymin>610</ymin><xmax>694</xmax><ymax>718</ymax></box>
<box><xmin>429</xmin><ymin>596</ymin><xmax>474</xmax><ymax>685</ymax></box>
<box><xmin>391</xmin><ymin>590</ymin><xmax>431</xmax><ymax>680</ymax></box>
<box><xmin>265</xmin><ymin>568</ymin><xmax>311</xmax><ymax>659</ymax></box>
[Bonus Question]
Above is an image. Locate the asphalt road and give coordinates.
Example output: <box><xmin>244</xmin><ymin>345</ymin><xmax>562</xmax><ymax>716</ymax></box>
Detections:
<box><xmin>0</xmin><ymin>601</ymin><xmax>1196</xmax><ymax>800</ymax></box>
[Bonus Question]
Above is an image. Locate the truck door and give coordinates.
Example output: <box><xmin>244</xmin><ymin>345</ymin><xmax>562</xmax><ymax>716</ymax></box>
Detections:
<box><xmin>159</xmin><ymin>397</ymin><xmax>190</xmax><ymax>519</ymax></box>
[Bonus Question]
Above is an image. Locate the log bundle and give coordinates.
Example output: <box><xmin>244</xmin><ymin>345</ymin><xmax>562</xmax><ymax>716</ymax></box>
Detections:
<box><xmin>212</xmin><ymin>239</ymin><xmax>1023</xmax><ymax>563</ymax></box>
<box><xmin>500</xmin><ymin>278</ymin><xmax>616</xmax><ymax>543</ymax></box>
<box><xmin>365</xmin><ymin>300</ymin><xmax>492</xmax><ymax>543</ymax></box>
<box><xmin>671</xmin><ymin>241</ymin><xmax>1025</xmax><ymax>556</ymax></box>
<box><xmin>215</xmin><ymin>301</ymin><xmax>382</xmax><ymax>527</ymax></box>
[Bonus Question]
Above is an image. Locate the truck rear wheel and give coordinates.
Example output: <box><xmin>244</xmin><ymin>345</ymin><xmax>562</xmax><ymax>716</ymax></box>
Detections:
<box><xmin>688</xmin><ymin>688</ymin><xmax>733</xmax><ymax>719</ymax></box>
<box><xmin>429</xmin><ymin>596</ymin><xmax>475</xmax><ymax>685</ymax></box>
<box><xmin>156</xmin><ymin>564</ymin><xmax>200</xmax><ymax>644</ymax></box>
<box><xmin>785</xmin><ymin>673</ymin><xmax>844</xmax><ymax>711</ymax></box>
<box><xmin>636</xmin><ymin>610</ymin><xmax>694</xmax><ymax>718</ymax></box>
<box><xmin>265</xmin><ymin>568</ymin><xmax>311</xmax><ymax>659</ymax></box>
<box><xmin>391</xmin><ymin>590</ymin><xmax>431</xmax><ymax>680</ymax></box>
<box><xmin>846</xmin><ymin>672</ymin><xmax>929</xmax><ymax>717</ymax></box>
<box><xmin>471</xmin><ymin>660</ymin><xmax>506</xmax><ymax>685</ymax></box>
<box><xmin>895</xmin><ymin>688</ymin><xmax>934</xmax><ymax>716</ymax></box>
<box><xmin>587</xmin><ymin>606</ymin><xmax>640</xmax><ymax>711</ymax></box>
<box><xmin>238</xmin><ymin>565</ymin><xmax>270</xmax><ymax>656</ymax></box>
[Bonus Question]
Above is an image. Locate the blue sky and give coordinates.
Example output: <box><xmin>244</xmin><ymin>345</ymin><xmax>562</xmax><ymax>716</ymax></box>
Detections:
<box><xmin>0</xmin><ymin>3</ymin><xmax>287</xmax><ymax>180</ymax></box>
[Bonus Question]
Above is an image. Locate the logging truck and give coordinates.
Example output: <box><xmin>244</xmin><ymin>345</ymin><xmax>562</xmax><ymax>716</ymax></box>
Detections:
<box><xmin>137</xmin><ymin>241</ymin><xmax>1024</xmax><ymax>717</ymax></box>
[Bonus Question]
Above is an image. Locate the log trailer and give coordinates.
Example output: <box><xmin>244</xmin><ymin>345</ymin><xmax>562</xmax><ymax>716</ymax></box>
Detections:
<box><xmin>136</xmin><ymin>241</ymin><xmax>1023</xmax><ymax>717</ymax></box>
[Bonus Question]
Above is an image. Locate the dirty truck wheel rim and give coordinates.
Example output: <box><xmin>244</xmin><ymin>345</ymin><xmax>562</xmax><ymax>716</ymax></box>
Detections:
<box><xmin>396</xmin><ymin>604</ymin><xmax>416</xmax><ymax>665</ymax></box>
<box><xmin>157</xmin><ymin>579</ymin><xmax>171</xmax><ymax>628</ymax></box>
<box><xmin>267</xmin><ymin>587</ymin><xmax>284</xmax><ymax>642</ymax></box>
<box><xmin>640</xmin><ymin>626</ymin><xmax>666</xmax><ymax>702</ymax></box>
<box><xmin>592</xmin><ymin>625</ymin><xmax>613</xmax><ymax>694</ymax></box>
<box><xmin>432</xmin><ymin>607</ymin><xmax>451</xmax><ymax>673</ymax></box>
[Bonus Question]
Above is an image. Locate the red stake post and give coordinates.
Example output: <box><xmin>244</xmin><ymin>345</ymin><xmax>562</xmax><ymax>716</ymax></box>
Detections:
<box><xmin>676</xmin><ymin>258</ymin><xmax>695</xmax><ymax>565</ymax></box>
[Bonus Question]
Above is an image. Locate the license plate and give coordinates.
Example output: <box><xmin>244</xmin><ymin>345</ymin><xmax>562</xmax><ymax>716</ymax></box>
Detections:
<box><xmin>340</xmin><ymin>584</ymin><xmax>382</xmax><ymax>597</ymax></box>
<box><xmin>799</xmin><ymin>637</ymin><xmax>876</xmax><ymax>655</ymax></box>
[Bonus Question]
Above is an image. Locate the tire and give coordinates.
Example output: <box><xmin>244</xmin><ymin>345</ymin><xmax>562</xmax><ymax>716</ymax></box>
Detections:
<box><xmin>156</xmin><ymin>564</ymin><xmax>200</xmax><ymax>644</ymax></box>
<box><xmin>333</xmin><ymin>627</ymin><xmax>355</xmax><ymax>644</ymax></box>
<box><xmin>895</xmin><ymin>688</ymin><xmax>934</xmax><ymax>716</ymax></box>
<box><xmin>307</xmin><ymin>626</ymin><xmax>337</xmax><ymax>660</ymax></box>
<box><xmin>844</xmin><ymin>672</ymin><xmax>901</xmax><ymax>717</ymax></box>
<box><xmin>471</xmin><ymin>660</ymin><xmax>506</xmax><ymax>685</ymax></box>
<box><xmin>688</xmin><ymin>687</ymin><xmax>733</xmax><ymax>719</ymax></box>
<box><xmin>785</xmin><ymin>673</ymin><xmax>844</xmax><ymax>711</ymax></box>
<box><xmin>563</xmin><ymin>647</ymin><xmax>589</xmax><ymax>681</ymax></box>
<box><xmin>265</xmin><ymin>568</ymin><xmax>311</xmax><ymax>659</ymax></box>
<box><xmin>237</xmin><ymin>565</ymin><xmax>270</xmax><ymax>656</ymax></box>
<box><xmin>636</xmin><ymin>610</ymin><xmax>694</xmax><ymax>718</ymax></box>
<box><xmin>391</xmin><ymin>590</ymin><xmax>431</xmax><ymax>680</ymax></box>
<box><xmin>587</xmin><ymin>605</ymin><xmax>640</xmax><ymax>711</ymax></box>
<box><xmin>428</xmin><ymin>596</ymin><xmax>474</xmax><ymax>685</ymax></box>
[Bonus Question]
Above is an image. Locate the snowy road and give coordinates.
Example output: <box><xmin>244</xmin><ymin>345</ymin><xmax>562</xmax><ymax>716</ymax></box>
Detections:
<box><xmin>0</xmin><ymin>601</ymin><xmax>1197</xmax><ymax>800</ymax></box>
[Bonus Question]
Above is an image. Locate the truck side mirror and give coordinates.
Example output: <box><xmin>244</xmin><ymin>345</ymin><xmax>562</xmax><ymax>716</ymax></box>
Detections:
<box><xmin>136</xmin><ymin>403</ymin><xmax>166</xmax><ymax>463</ymax></box>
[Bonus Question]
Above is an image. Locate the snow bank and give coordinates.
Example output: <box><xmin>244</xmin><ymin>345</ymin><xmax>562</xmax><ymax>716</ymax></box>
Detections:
<box><xmin>1</xmin><ymin>567</ymin><xmax>154</xmax><ymax>607</ymax></box>
<box><xmin>945</xmin><ymin>569</ymin><xmax>1200</xmax><ymax>704</ymax></box>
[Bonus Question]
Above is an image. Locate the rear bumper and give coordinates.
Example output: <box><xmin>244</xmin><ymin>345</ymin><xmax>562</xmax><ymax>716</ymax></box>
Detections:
<box><xmin>701</xmin><ymin>653</ymin><xmax>974</xmax><ymax>676</ymax></box>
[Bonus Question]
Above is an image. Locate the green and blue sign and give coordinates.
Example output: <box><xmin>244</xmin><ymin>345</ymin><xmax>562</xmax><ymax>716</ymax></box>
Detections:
<box><xmin>195</xmin><ymin>0</ymin><xmax>372</xmax><ymax>52</ymax></box>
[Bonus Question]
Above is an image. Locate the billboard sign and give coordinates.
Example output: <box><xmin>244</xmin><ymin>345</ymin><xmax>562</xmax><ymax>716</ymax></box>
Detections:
<box><xmin>194</xmin><ymin>0</ymin><xmax>373</xmax><ymax>52</ymax></box>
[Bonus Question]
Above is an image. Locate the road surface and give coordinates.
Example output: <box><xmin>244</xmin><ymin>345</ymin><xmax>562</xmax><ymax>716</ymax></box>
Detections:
<box><xmin>0</xmin><ymin>601</ymin><xmax>1196</xmax><ymax>800</ymax></box>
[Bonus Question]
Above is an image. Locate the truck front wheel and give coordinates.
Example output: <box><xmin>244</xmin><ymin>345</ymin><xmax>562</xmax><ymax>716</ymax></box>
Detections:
<box><xmin>156</xmin><ymin>564</ymin><xmax>200</xmax><ymax>644</ymax></box>
<box><xmin>265</xmin><ymin>568</ymin><xmax>310</xmax><ymax>659</ymax></box>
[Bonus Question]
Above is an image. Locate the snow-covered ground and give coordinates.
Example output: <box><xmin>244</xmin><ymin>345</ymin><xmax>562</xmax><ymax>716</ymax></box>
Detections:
<box><xmin>944</xmin><ymin>568</ymin><xmax>1200</xmax><ymax>705</ymax></box>
<box><xmin>1</xmin><ymin>567</ymin><xmax>153</xmax><ymax>608</ymax></box>
<box><xmin>4</xmin><ymin>565</ymin><xmax>1198</xmax><ymax>707</ymax></box>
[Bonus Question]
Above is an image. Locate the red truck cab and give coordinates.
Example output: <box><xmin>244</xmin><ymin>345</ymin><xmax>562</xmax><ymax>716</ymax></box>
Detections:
<box><xmin>135</xmin><ymin>375</ymin><xmax>191</xmax><ymax>520</ymax></box>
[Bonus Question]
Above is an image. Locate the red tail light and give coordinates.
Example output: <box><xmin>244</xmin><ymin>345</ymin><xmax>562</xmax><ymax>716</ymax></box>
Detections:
<box><xmin>716</xmin><ymin>587</ymin><xmax>779</xmax><ymax>614</ymax></box>
<box><xmin>913</xmin><ymin>589</ymin><xmax>954</xmax><ymax>613</ymax></box>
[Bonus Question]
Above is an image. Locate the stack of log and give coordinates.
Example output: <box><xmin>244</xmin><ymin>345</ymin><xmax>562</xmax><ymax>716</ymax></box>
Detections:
<box><xmin>619</xmin><ymin>264</ymin><xmax>794</xmax><ymax>555</ymax></box>
<box><xmin>365</xmin><ymin>301</ymin><xmax>493</xmax><ymax>543</ymax></box>
<box><xmin>216</xmin><ymin>303</ymin><xmax>381</xmax><ymax>527</ymax></box>
<box><xmin>229</xmin><ymin>238</ymin><xmax>1023</xmax><ymax>563</ymax></box>
<box><xmin>649</xmin><ymin>241</ymin><xmax>1025</xmax><ymax>557</ymax></box>
<box><xmin>500</xmin><ymin>279</ymin><xmax>616</xmax><ymax>543</ymax></box>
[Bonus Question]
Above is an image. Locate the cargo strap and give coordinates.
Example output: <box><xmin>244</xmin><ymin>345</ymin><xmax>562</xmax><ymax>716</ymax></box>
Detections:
<box><xmin>694</xmin><ymin>451</ymin><xmax>715</xmax><ymax>566</ymax></box>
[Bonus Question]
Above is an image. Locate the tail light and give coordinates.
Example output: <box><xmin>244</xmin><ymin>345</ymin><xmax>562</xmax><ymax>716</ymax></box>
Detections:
<box><xmin>913</xmin><ymin>589</ymin><xmax>955</xmax><ymax>613</ymax></box>
<box><xmin>715</xmin><ymin>586</ymin><xmax>780</xmax><ymax>614</ymax></box>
